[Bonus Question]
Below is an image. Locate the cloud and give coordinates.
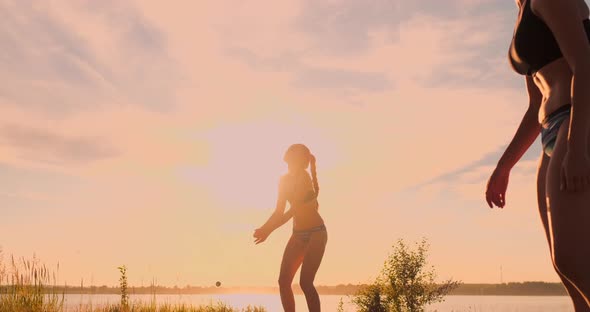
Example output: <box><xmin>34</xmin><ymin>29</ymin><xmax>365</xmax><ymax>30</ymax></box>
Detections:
<box><xmin>79</xmin><ymin>0</ymin><xmax>167</xmax><ymax>53</ymax></box>
<box><xmin>413</xmin><ymin>139</ymin><xmax>542</xmax><ymax>191</ymax></box>
<box><xmin>393</xmin><ymin>5</ymin><xmax>521</xmax><ymax>89</ymax></box>
<box><xmin>296</xmin><ymin>0</ymin><xmax>400</xmax><ymax>55</ymax></box>
<box><xmin>292</xmin><ymin>67</ymin><xmax>392</xmax><ymax>91</ymax></box>
<box><xmin>0</xmin><ymin>0</ymin><xmax>180</xmax><ymax>115</ymax></box>
<box><xmin>225</xmin><ymin>46</ymin><xmax>393</xmax><ymax>93</ymax></box>
<box><xmin>420</xmin><ymin>11</ymin><xmax>520</xmax><ymax>89</ymax></box>
<box><xmin>225</xmin><ymin>47</ymin><xmax>301</xmax><ymax>72</ymax></box>
<box><xmin>399</xmin><ymin>0</ymin><xmax>514</xmax><ymax>20</ymax></box>
<box><xmin>216</xmin><ymin>1</ymin><xmax>398</xmax><ymax>94</ymax></box>
<box><xmin>223</xmin><ymin>0</ymin><xmax>521</xmax><ymax>94</ymax></box>
<box><xmin>0</xmin><ymin>124</ymin><xmax>117</xmax><ymax>165</ymax></box>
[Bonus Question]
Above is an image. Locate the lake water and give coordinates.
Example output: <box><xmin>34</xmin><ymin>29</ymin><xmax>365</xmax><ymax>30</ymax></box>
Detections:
<box><xmin>63</xmin><ymin>294</ymin><xmax>573</xmax><ymax>312</ymax></box>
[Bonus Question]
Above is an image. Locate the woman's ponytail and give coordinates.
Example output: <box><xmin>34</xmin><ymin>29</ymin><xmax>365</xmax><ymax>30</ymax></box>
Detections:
<box><xmin>310</xmin><ymin>154</ymin><xmax>319</xmax><ymax>197</ymax></box>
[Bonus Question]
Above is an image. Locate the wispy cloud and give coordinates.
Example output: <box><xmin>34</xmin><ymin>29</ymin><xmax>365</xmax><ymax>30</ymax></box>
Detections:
<box><xmin>411</xmin><ymin>140</ymin><xmax>542</xmax><ymax>192</ymax></box>
<box><xmin>225</xmin><ymin>42</ymin><xmax>393</xmax><ymax>93</ymax></box>
<box><xmin>0</xmin><ymin>124</ymin><xmax>117</xmax><ymax>165</ymax></box>
<box><xmin>218</xmin><ymin>0</ymin><xmax>398</xmax><ymax>95</ymax></box>
<box><xmin>394</xmin><ymin>0</ymin><xmax>520</xmax><ymax>89</ymax></box>
<box><xmin>292</xmin><ymin>67</ymin><xmax>392</xmax><ymax>91</ymax></box>
<box><xmin>0</xmin><ymin>0</ymin><xmax>180</xmax><ymax>115</ymax></box>
<box><xmin>296</xmin><ymin>0</ymin><xmax>400</xmax><ymax>55</ymax></box>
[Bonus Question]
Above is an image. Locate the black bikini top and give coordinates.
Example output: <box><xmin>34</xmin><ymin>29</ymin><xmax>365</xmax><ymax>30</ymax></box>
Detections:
<box><xmin>509</xmin><ymin>0</ymin><xmax>590</xmax><ymax>76</ymax></box>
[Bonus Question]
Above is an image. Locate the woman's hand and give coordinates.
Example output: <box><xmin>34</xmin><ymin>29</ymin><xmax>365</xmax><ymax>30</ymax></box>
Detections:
<box><xmin>486</xmin><ymin>166</ymin><xmax>510</xmax><ymax>208</ymax></box>
<box><xmin>253</xmin><ymin>226</ymin><xmax>271</xmax><ymax>245</ymax></box>
<box><xmin>561</xmin><ymin>148</ymin><xmax>590</xmax><ymax>192</ymax></box>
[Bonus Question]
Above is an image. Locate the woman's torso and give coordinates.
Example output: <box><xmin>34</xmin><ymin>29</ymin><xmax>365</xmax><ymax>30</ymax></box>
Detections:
<box><xmin>534</xmin><ymin>58</ymin><xmax>574</xmax><ymax>122</ymax></box>
<box><xmin>282</xmin><ymin>170</ymin><xmax>324</xmax><ymax>231</ymax></box>
<box><xmin>510</xmin><ymin>0</ymin><xmax>590</xmax><ymax>122</ymax></box>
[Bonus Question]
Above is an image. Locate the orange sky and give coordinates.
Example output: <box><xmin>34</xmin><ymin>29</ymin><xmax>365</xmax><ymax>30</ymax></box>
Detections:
<box><xmin>0</xmin><ymin>0</ymin><xmax>563</xmax><ymax>287</ymax></box>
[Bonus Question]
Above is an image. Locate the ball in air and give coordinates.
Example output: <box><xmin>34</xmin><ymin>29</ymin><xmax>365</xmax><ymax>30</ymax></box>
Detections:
<box><xmin>215</xmin><ymin>281</ymin><xmax>221</xmax><ymax>287</ymax></box>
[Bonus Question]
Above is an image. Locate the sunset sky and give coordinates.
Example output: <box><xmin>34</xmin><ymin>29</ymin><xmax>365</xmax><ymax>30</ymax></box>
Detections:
<box><xmin>0</xmin><ymin>0</ymin><xmax>561</xmax><ymax>287</ymax></box>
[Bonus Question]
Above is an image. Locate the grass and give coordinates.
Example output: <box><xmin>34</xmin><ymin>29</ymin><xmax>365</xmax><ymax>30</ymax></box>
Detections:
<box><xmin>0</xmin><ymin>251</ymin><xmax>266</xmax><ymax>312</ymax></box>
<box><xmin>0</xmin><ymin>254</ymin><xmax>64</xmax><ymax>312</ymax></box>
<box><xmin>74</xmin><ymin>302</ymin><xmax>266</xmax><ymax>312</ymax></box>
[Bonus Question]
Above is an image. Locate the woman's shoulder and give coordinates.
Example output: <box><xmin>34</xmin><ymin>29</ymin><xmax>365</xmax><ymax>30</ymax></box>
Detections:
<box><xmin>280</xmin><ymin>173</ymin><xmax>292</xmax><ymax>184</ymax></box>
<box><xmin>279</xmin><ymin>171</ymin><xmax>311</xmax><ymax>190</ymax></box>
<box><xmin>279</xmin><ymin>173</ymin><xmax>295</xmax><ymax>191</ymax></box>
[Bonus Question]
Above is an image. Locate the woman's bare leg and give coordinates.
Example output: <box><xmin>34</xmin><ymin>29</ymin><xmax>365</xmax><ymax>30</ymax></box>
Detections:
<box><xmin>538</xmin><ymin>152</ymin><xmax>590</xmax><ymax>311</ymax></box>
<box><xmin>279</xmin><ymin>236</ymin><xmax>306</xmax><ymax>312</ymax></box>
<box><xmin>299</xmin><ymin>230</ymin><xmax>328</xmax><ymax>312</ymax></box>
<box><xmin>546</xmin><ymin>119</ymin><xmax>590</xmax><ymax>304</ymax></box>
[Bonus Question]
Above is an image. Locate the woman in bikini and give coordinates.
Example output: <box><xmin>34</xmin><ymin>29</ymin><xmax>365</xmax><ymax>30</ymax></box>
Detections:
<box><xmin>486</xmin><ymin>0</ymin><xmax>590</xmax><ymax>309</ymax></box>
<box><xmin>253</xmin><ymin>144</ymin><xmax>327</xmax><ymax>312</ymax></box>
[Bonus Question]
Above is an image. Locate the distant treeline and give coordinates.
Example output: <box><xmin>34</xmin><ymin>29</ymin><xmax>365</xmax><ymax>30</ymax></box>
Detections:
<box><xmin>319</xmin><ymin>282</ymin><xmax>567</xmax><ymax>296</ymax></box>
<box><xmin>450</xmin><ymin>282</ymin><xmax>568</xmax><ymax>296</ymax></box>
<box><xmin>1</xmin><ymin>282</ymin><xmax>567</xmax><ymax>296</ymax></box>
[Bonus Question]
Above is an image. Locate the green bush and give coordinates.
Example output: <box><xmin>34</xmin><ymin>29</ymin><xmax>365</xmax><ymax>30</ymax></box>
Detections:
<box><xmin>353</xmin><ymin>239</ymin><xmax>461</xmax><ymax>312</ymax></box>
<box><xmin>352</xmin><ymin>283</ymin><xmax>387</xmax><ymax>312</ymax></box>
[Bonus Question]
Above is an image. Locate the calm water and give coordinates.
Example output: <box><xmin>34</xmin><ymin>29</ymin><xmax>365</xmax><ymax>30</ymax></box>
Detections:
<box><xmin>63</xmin><ymin>294</ymin><xmax>573</xmax><ymax>312</ymax></box>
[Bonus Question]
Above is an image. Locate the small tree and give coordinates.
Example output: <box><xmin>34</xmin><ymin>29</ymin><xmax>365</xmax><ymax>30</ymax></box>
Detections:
<box><xmin>353</xmin><ymin>238</ymin><xmax>460</xmax><ymax>312</ymax></box>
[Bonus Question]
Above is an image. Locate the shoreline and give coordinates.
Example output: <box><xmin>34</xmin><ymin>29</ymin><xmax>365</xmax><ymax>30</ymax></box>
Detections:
<box><xmin>22</xmin><ymin>282</ymin><xmax>566</xmax><ymax>297</ymax></box>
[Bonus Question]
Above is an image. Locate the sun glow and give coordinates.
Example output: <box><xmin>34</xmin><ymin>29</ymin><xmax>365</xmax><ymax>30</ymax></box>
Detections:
<box><xmin>183</xmin><ymin>119</ymin><xmax>339</xmax><ymax>210</ymax></box>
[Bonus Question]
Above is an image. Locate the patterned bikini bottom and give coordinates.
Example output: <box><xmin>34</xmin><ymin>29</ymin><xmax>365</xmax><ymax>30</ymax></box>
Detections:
<box><xmin>541</xmin><ymin>104</ymin><xmax>571</xmax><ymax>157</ymax></box>
<box><xmin>292</xmin><ymin>224</ymin><xmax>327</xmax><ymax>243</ymax></box>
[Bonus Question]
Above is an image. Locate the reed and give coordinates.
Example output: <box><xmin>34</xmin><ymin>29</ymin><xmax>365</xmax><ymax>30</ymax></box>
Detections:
<box><xmin>0</xmin><ymin>252</ymin><xmax>64</xmax><ymax>312</ymax></box>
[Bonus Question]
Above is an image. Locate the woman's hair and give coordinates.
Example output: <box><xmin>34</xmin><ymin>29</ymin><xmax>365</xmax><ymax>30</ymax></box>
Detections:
<box><xmin>284</xmin><ymin>144</ymin><xmax>319</xmax><ymax>197</ymax></box>
<box><xmin>309</xmin><ymin>153</ymin><xmax>319</xmax><ymax>197</ymax></box>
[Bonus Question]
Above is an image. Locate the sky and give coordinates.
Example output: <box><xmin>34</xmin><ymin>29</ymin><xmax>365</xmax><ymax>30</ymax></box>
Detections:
<box><xmin>0</xmin><ymin>0</ymin><xmax>566</xmax><ymax>287</ymax></box>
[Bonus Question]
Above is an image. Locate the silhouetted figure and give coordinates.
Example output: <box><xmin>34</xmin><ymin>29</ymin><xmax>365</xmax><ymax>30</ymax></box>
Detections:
<box><xmin>486</xmin><ymin>0</ymin><xmax>590</xmax><ymax>310</ymax></box>
<box><xmin>254</xmin><ymin>144</ymin><xmax>327</xmax><ymax>312</ymax></box>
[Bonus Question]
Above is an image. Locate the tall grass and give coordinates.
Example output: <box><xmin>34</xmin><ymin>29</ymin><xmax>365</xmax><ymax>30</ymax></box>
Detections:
<box><xmin>0</xmin><ymin>251</ymin><xmax>266</xmax><ymax>312</ymax></box>
<box><xmin>76</xmin><ymin>302</ymin><xmax>266</xmax><ymax>312</ymax></box>
<box><xmin>0</xmin><ymin>253</ymin><xmax>64</xmax><ymax>312</ymax></box>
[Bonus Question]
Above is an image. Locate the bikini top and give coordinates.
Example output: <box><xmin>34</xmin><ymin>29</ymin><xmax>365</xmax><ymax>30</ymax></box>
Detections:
<box><xmin>509</xmin><ymin>0</ymin><xmax>590</xmax><ymax>76</ymax></box>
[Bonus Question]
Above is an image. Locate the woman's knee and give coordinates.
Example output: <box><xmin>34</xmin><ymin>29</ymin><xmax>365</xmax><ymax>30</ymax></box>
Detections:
<box><xmin>278</xmin><ymin>275</ymin><xmax>293</xmax><ymax>289</ymax></box>
<box><xmin>299</xmin><ymin>277</ymin><xmax>315</xmax><ymax>293</ymax></box>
